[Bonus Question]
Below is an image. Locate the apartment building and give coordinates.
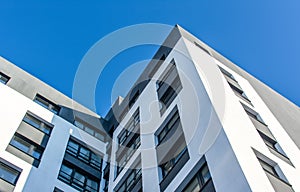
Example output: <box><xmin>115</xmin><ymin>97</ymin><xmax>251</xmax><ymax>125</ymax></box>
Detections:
<box><xmin>0</xmin><ymin>25</ymin><xmax>300</xmax><ymax>192</ymax></box>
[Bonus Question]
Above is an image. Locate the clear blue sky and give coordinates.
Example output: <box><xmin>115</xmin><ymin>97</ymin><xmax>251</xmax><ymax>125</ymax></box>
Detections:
<box><xmin>0</xmin><ymin>1</ymin><xmax>299</xmax><ymax>116</ymax></box>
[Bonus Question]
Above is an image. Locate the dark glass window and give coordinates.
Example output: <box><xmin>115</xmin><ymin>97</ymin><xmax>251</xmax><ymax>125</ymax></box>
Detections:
<box><xmin>157</xmin><ymin>111</ymin><xmax>179</xmax><ymax>144</ymax></box>
<box><xmin>116</xmin><ymin>168</ymin><xmax>142</xmax><ymax>192</ymax></box>
<box><xmin>34</xmin><ymin>94</ymin><xmax>60</xmax><ymax>114</ymax></box>
<box><xmin>183</xmin><ymin>163</ymin><xmax>212</xmax><ymax>192</ymax></box>
<box><xmin>58</xmin><ymin>162</ymin><xmax>99</xmax><ymax>192</ymax></box>
<box><xmin>160</xmin><ymin>146</ymin><xmax>187</xmax><ymax>177</ymax></box>
<box><xmin>118</xmin><ymin>110</ymin><xmax>140</xmax><ymax>146</ymax></box>
<box><xmin>10</xmin><ymin>134</ymin><xmax>43</xmax><ymax>160</ymax></box>
<box><xmin>258</xmin><ymin>158</ymin><xmax>279</xmax><ymax>177</ymax></box>
<box><xmin>23</xmin><ymin>113</ymin><xmax>52</xmax><ymax>135</ymax></box>
<box><xmin>0</xmin><ymin>72</ymin><xmax>10</xmax><ymax>84</ymax></box>
<box><xmin>0</xmin><ymin>161</ymin><xmax>20</xmax><ymax>185</ymax></box>
<box><xmin>116</xmin><ymin>135</ymin><xmax>141</xmax><ymax>175</ymax></box>
<box><xmin>242</xmin><ymin>104</ymin><xmax>265</xmax><ymax>124</ymax></box>
<box><xmin>66</xmin><ymin>139</ymin><xmax>102</xmax><ymax>170</ymax></box>
<box><xmin>156</xmin><ymin>61</ymin><xmax>182</xmax><ymax>114</ymax></box>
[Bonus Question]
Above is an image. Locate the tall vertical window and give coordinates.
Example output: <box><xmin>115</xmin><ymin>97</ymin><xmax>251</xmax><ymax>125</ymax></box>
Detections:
<box><xmin>183</xmin><ymin>163</ymin><xmax>213</xmax><ymax>192</ymax></box>
<box><xmin>0</xmin><ymin>72</ymin><xmax>10</xmax><ymax>84</ymax></box>
<box><xmin>116</xmin><ymin>109</ymin><xmax>141</xmax><ymax>176</ymax></box>
<box><xmin>156</xmin><ymin>60</ymin><xmax>182</xmax><ymax>114</ymax></box>
<box><xmin>155</xmin><ymin>107</ymin><xmax>189</xmax><ymax>191</ymax></box>
<box><xmin>34</xmin><ymin>94</ymin><xmax>60</xmax><ymax>114</ymax></box>
<box><xmin>114</xmin><ymin>158</ymin><xmax>142</xmax><ymax>192</ymax></box>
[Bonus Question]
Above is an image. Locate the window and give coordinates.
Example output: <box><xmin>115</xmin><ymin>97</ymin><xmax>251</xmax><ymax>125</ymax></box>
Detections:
<box><xmin>116</xmin><ymin>135</ymin><xmax>141</xmax><ymax>175</ymax></box>
<box><xmin>183</xmin><ymin>163</ymin><xmax>212</xmax><ymax>192</ymax></box>
<box><xmin>118</xmin><ymin>110</ymin><xmax>140</xmax><ymax>146</ymax></box>
<box><xmin>116</xmin><ymin>110</ymin><xmax>141</xmax><ymax>176</ymax></box>
<box><xmin>115</xmin><ymin>168</ymin><xmax>142</xmax><ymax>192</ymax></box>
<box><xmin>157</xmin><ymin>111</ymin><xmax>179</xmax><ymax>144</ymax></box>
<box><xmin>66</xmin><ymin>139</ymin><xmax>102</xmax><ymax>170</ymax></box>
<box><xmin>194</xmin><ymin>42</ymin><xmax>211</xmax><ymax>55</ymax></box>
<box><xmin>58</xmin><ymin>162</ymin><xmax>99</xmax><ymax>192</ymax></box>
<box><xmin>23</xmin><ymin>113</ymin><xmax>52</xmax><ymax>135</ymax></box>
<box><xmin>229</xmin><ymin>83</ymin><xmax>252</xmax><ymax>103</ymax></box>
<box><xmin>74</xmin><ymin>120</ymin><xmax>105</xmax><ymax>141</ymax></box>
<box><xmin>259</xmin><ymin>158</ymin><xmax>279</xmax><ymax>177</ymax></box>
<box><xmin>156</xmin><ymin>61</ymin><xmax>182</xmax><ymax>114</ymax></box>
<box><xmin>155</xmin><ymin>107</ymin><xmax>189</xmax><ymax>191</ymax></box>
<box><xmin>254</xmin><ymin>150</ymin><xmax>294</xmax><ymax>192</ymax></box>
<box><xmin>0</xmin><ymin>161</ymin><xmax>21</xmax><ymax>185</ymax></box>
<box><xmin>34</xmin><ymin>94</ymin><xmax>60</xmax><ymax>114</ymax></box>
<box><xmin>0</xmin><ymin>72</ymin><xmax>10</xmax><ymax>84</ymax></box>
<box><xmin>6</xmin><ymin>112</ymin><xmax>53</xmax><ymax>167</ymax></box>
<box><xmin>219</xmin><ymin>67</ymin><xmax>252</xmax><ymax>104</ymax></box>
<box><xmin>160</xmin><ymin>146</ymin><xmax>187</xmax><ymax>178</ymax></box>
<box><xmin>219</xmin><ymin>66</ymin><xmax>236</xmax><ymax>81</ymax></box>
<box><xmin>10</xmin><ymin>134</ymin><xmax>43</xmax><ymax>160</ymax></box>
<box><xmin>242</xmin><ymin>103</ymin><xmax>265</xmax><ymax>124</ymax></box>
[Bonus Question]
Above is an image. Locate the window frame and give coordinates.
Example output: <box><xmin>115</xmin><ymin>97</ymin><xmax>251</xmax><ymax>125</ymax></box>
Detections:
<box><xmin>58</xmin><ymin>161</ymin><xmax>99</xmax><ymax>192</ymax></box>
<box><xmin>66</xmin><ymin>138</ymin><xmax>102</xmax><ymax>170</ymax></box>
<box><xmin>34</xmin><ymin>94</ymin><xmax>60</xmax><ymax>114</ymax></box>
<box><xmin>0</xmin><ymin>72</ymin><xmax>10</xmax><ymax>84</ymax></box>
<box><xmin>0</xmin><ymin>161</ymin><xmax>21</xmax><ymax>185</ymax></box>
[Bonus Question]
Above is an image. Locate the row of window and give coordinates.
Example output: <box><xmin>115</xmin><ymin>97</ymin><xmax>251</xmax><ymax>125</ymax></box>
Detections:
<box><xmin>58</xmin><ymin>137</ymin><xmax>102</xmax><ymax>192</ymax></box>
<box><xmin>219</xmin><ymin>67</ymin><xmax>294</xmax><ymax>190</ymax></box>
<box><xmin>220</xmin><ymin>67</ymin><xmax>291</xmax><ymax>161</ymax></box>
<box><xmin>58</xmin><ymin>162</ymin><xmax>99</xmax><ymax>192</ymax></box>
<box><xmin>7</xmin><ymin>112</ymin><xmax>54</xmax><ymax>167</ymax></box>
<box><xmin>66</xmin><ymin>139</ymin><xmax>102</xmax><ymax>169</ymax></box>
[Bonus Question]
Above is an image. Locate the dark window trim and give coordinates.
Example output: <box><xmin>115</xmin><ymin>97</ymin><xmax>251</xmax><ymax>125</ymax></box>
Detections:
<box><xmin>9</xmin><ymin>133</ymin><xmax>44</xmax><ymax>161</ymax></box>
<box><xmin>34</xmin><ymin>94</ymin><xmax>60</xmax><ymax>114</ymax></box>
<box><xmin>156</xmin><ymin>106</ymin><xmax>179</xmax><ymax>136</ymax></box>
<box><xmin>23</xmin><ymin>112</ymin><xmax>53</xmax><ymax>135</ymax></box>
<box><xmin>0</xmin><ymin>71</ymin><xmax>10</xmax><ymax>84</ymax></box>
<box><xmin>241</xmin><ymin>103</ymin><xmax>267</xmax><ymax>126</ymax></box>
<box><xmin>117</xmin><ymin>109</ymin><xmax>140</xmax><ymax>146</ymax></box>
<box><xmin>58</xmin><ymin>161</ymin><xmax>100</xmax><ymax>192</ymax></box>
<box><xmin>218</xmin><ymin>66</ymin><xmax>237</xmax><ymax>82</ymax></box>
<box><xmin>253</xmin><ymin>148</ymin><xmax>293</xmax><ymax>187</ymax></box>
<box><xmin>0</xmin><ymin>159</ymin><xmax>21</xmax><ymax>185</ymax></box>
<box><xmin>194</xmin><ymin>42</ymin><xmax>211</xmax><ymax>56</ymax></box>
<box><xmin>66</xmin><ymin>137</ymin><xmax>103</xmax><ymax>170</ymax></box>
<box><xmin>157</xmin><ymin>111</ymin><xmax>180</xmax><ymax>144</ymax></box>
<box><xmin>175</xmin><ymin>156</ymin><xmax>215</xmax><ymax>192</ymax></box>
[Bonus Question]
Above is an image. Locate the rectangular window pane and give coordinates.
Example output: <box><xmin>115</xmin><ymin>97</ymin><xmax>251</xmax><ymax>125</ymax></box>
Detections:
<box><xmin>0</xmin><ymin>162</ymin><xmax>20</xmax><ymax>185</ymax></box>
<box><xmin>0</xmin><ymin>72</ymin><xmax>10</xmax><ymax>84</ymax></box>
<box><xmin>10</xmin><ymin>135</ymin><xmax>42</xmax><ymax>159</ymax></box>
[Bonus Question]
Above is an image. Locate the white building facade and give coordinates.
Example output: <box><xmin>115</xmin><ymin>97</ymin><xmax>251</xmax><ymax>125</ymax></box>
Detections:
<box><xmin>0</xmin><ymin>25</ymin><xmax>300</xmax><ymax>192</ymax></box>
